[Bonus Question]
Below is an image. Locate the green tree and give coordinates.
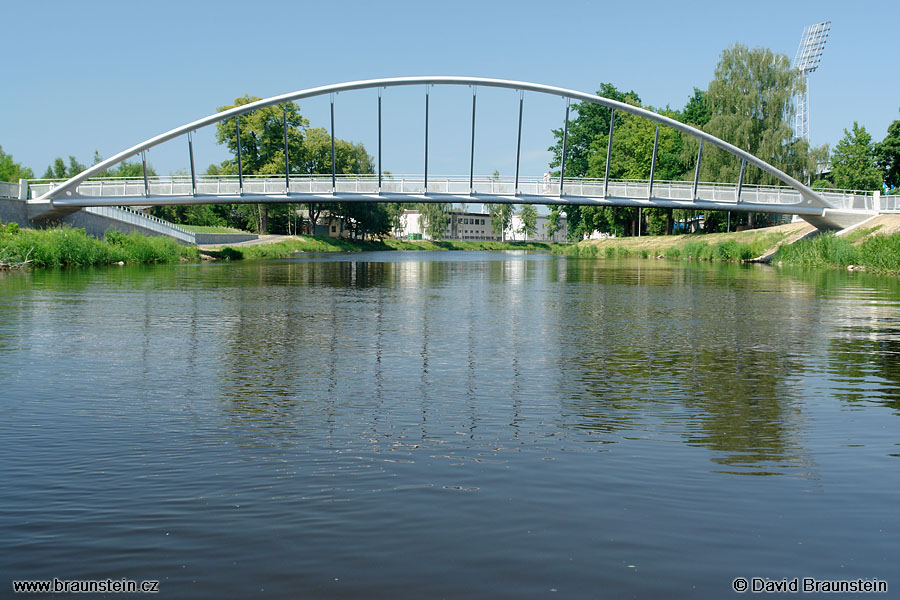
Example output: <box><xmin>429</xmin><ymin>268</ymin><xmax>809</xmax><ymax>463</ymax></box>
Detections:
<box><xmin>42</xmin><ymin>156</ymin><xmax>87</xmax><ymax>179</ymax></box>
<box><xmin>40</xmin><ymin>152</ymin><xmax>158</xmax><ymax>181</ymax></box>
<box><xmin>418</xmin><ymin>203</ymin><xmax>450</xmax><ymax>240</ymax></box>
<box><xmin>301</xmin><ymin>127</ymin><xmax>378</xmax><ymax>237</ymax></box>
<box><xmin>582</xmin><ymin>105</ymin><xmax>687</xmax><ymax>237</ymax></box>
<box><xmin>546</xmin><ymin>209</ymin><xmax>563</xmax><ymax>239</ymax></box>
<box><xmin>0</xmin><ymin>146</ymin><xmax>34</xmax><ymax>182</ymax></box>
<box><xmin>701</xmin><ymin>44</ymin><xmax>808</xmax><ymax>185</ymax></box>
<box><xmin>487</xmin><ymin>203</ymin><xmax>513</xmax><ymax>241</ymax></box>
<box><xmin>214</xmin><ymin>95</ymin><xmax>310</xmax><ymax>234</ymax></box>
<box><xmin>831</xmin><ymin>122</ymin><xmax>881</xmax><ymax>191</ymax></box>
<box><xmin>875</xmin><ymin>109</ymin><xmax>900</xmax><ymax>189</ymax></box>
<box><xmin>213</xmin><ymin>95</ymin><xmax>378</xmax><ymax>235</ymax></box>
<box><xmin>518</xmin><ymin>205</ymin><xmax>538</xmax><ymax>239</ymax></box>
<box><xmin>697</xmin><ymin>44</ymin><xmax>813</xmax><ymax>229</ymax></box>
<box><xmin>91</xmin><ymin>151</ymin><xmax>158</xmax><ymax>179</ymax></box>
<box><xmin>545</xmin><ymin>84</ymin><xmax>640</xmax><ymax>240</ymax></box>
<box><xmin>680</xmin><ymin>88</ymin><xmax>711</xmax><ymax>128</ymax></box>
<box><xmin>548</xmin><ymin>83</ymin><xmax>641</xmax><ymax>177</ymax></box>
<box><xmin>215</xmin><ymin>95</ymin><xmax>309</xmax><ymax>174</ymax></box>
<box><xmin>545</xmin><ymin>83</ymin><xmax>705</xmax><ymax>239</ymax></box>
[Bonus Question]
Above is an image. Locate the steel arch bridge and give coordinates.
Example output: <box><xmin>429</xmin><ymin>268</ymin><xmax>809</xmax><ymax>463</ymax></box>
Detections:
<box><xmin>28</xmin><ymin>76</ymin><xmax>874</xmax><ymax>230</ymax></box>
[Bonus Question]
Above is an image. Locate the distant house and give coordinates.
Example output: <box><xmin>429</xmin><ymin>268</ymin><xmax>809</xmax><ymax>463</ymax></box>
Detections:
<box><xmin>399</xmin><ymin>209</ymin><xmax>495</xmax><ymax>241</ymax></box>
<box><xmin>399</xmin><ymin>208</ymin><xmax>567</xmax><ymax>242</ymax></box>
<box><xmin>505</xmin><ymin>214</ymin><xmax>568</xmax><ymax>243</ymax></box>
<box><xmin>296</xmin><ymin>209</ymin><xmax>346</xmax><ymax>238</ymax></box>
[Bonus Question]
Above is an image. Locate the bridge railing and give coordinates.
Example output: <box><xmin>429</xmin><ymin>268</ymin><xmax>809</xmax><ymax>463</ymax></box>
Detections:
<box><xmin>30</xmin><ymin>174</ymin><xmax>873</xmax><ymax>209</ymax></box>
<box><xmin>881</xmin><ymin>193</ymin><xmax>900</xmax><ymax>212</ymax></box>
<box><xmin>818</xmin><ymin>189</ymin><xmax>877</xmax><ymax>212</ymax></box>
<box><xmin>0</xmin><ymin>180</ymin><xmax>18</xmax><ymax>199</ymax></box>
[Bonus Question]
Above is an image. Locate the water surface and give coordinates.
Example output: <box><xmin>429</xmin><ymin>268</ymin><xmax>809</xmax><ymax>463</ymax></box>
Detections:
<box><xmin>1</xmin><ymin>252</ymin><xmax>898</xmax><ymax>598</ymax></box>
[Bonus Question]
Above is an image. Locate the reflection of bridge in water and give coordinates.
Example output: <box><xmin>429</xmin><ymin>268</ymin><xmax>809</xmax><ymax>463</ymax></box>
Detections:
<box><xmin>25</xmin><ymin>76</ymin><xmax>881</xmax><ymax>231</ymax></box>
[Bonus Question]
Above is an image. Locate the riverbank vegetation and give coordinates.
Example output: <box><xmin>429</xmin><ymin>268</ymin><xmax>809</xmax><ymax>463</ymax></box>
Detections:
<box><xmin>205</xmin><ymin>237</ymin><xmax>555</xmax><ymax>261</ymax></box>
<box><xmin>774</xmin><ymin>232</ymin><xmax>900</xmax><ymax>273</ymax></box>
<box><xmin>0</xmin><ymin>223</ymin><xmax>198</xmax><ymax>268</ymax></box>
<box><xmin>554</xmin><ymin>225</ymin><xmax>793</xmax><ymax>262</ymax></box>
<box><xmin>557</xmin><ymin>220</ymin><xmax>900</xmax><ymax>275</ymax></box>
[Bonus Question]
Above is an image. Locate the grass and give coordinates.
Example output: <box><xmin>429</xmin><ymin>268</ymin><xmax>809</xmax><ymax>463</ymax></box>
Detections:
<box><xmin>5</xmin><ymin>220</ymin><xmax>899</xmax><ymax>275</ymax></box>
<box><xmin>0</xmin><ymin>224</ymin><xmax>198</xmax><ymax>268</ymax></box>
<box><xmin>205</xmin><ymin>236</ymin><xmax>557</xmax><ymax>260</ymax></box>
<box><xmin>774</xmin><ymin>232</ymin><xmax>900</xmax><ymax>273</ymax></box>
<box><xmin>841</xmin><ymin>225</ymin><xmax>882</xmax><ymax>244</ymax></box>
<box><xmin>554</xmin><ymin>226</ymin><xmax>792</xmax><ymax>263</ymax></box>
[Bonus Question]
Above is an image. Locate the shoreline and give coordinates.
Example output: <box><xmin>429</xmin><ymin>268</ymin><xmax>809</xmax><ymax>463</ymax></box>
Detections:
<box><xmin>4</xmin><ymin>221</ymin><xmax>900</xmax><ymax>275</ymax></box>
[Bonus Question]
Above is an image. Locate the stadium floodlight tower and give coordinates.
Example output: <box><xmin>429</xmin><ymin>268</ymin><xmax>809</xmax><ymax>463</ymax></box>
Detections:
<box><xmin>792</xmin><ymin>21</ymin><xmax>831</xmax><ymax>142</ymax></box>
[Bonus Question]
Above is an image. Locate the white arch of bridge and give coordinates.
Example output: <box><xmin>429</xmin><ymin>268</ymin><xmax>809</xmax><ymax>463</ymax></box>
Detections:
<box><xmin>34</xmin><ymin>76</ymin><xmax>833</xmax><ymax>215</ymax></box>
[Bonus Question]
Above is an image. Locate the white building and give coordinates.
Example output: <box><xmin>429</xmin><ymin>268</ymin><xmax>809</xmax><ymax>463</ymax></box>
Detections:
<box><xmin>505</xmin><ymin>214</ymin><xmax>568</xmax><ymax>243</ymax></box>
<box><xmin>398</xmin><ymin>208</ymin><xmax>567</xmax><ymax>243</ymax></box>
<box><xmin>398</xmin><ymin>209</ymin><xmax>495</xmax><ymax>241</ymax></box>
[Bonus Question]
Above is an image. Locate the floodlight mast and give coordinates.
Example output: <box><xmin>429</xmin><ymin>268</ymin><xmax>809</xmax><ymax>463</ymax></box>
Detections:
<box><xmin>793</xmin><ymin>21</ymin><xmax>831</xmax><ymax>142</ymax></box>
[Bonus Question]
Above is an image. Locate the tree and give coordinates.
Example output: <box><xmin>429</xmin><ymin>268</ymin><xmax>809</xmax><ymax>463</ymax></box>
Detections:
<box><xmin>831</xmin><ymin>122</ymin><xmax>881</xmax><ymax>191</ymax></box>
<box><xmin>418</xmin><ymin>203</ymin><xmax>450</xmax><ymax>240</ymax></box>
<box><xmin>42</xmin><ymin>156</ymin><xmax>86</xmax><ymax>179</ymax></box>
<box><xmin>544</xmin><ymin>84</ymin><xmax>641</xmax><ymax>241</ymax></box>
<box><xmin>702</xmin><ymin>44</ymin><xmax>808</xmax><ymax>185</ymax></box>
<box><xmin>212</xmin><ymin>95</ymin><xmax>378</xmax><ymax>236</ymax></box>
<box><xmin>487</xmin><ymin>203</ymin><xmax>513</xmax><ymax>241</ymax></box>
<box><xmin>680</xmin><ymin>88</ymin><xmax>711</xmax><ymax>128</ymax></box>
<box><xmin>215</xmin><ymin>95</ymin><xmax>310</xmax><ymax>234</ymax></box>
<box><xmin>875</xmin><ymin>109</ymin><xmax>900</xmax><ymax>190</ymax></box>
<box><xmin>582</xmin><ymin>105</ymin><xmax>687</xmax><ymax>237</ymax></box>
<box><xmin>300</xmin><ymin>127</ymin><xmax>378</xmax><ymax>236</ymax></box>
<box><xmin>40</xmin><ymin>152</ymin><xmax>158</xmax><ymax>181</ymax></box>
<box><xmin>216</xmin><ymin>95</ymin><xmax>309</xmax><ymax>174</ymax></box>
<box><xmin>91</xmin><ymin>151</ymin><xmax>158</xmax><ymax>179</ymax></box>
<box><xmin>0</xmin><ymin>146</ymin><xmax>33</xmax><ymax>182</ymax></box>
<box><xmin>698</xmin><ymin>43</ymin><xmax>813</xmax><ymax>229</ymax></box>
<box><xmin>518</xmin><ymin>205</ymin><xmax>538</xmax><ymax>240</ymax></box>
<box><xmin>548</xmin><ymin>83</ymin><xmax>641</xmax><ymax>178</ymax></box>
<box><xmin>546</xmin><ymin>209</ymin><xmax>563</xmax><ymax>239</ymax></box>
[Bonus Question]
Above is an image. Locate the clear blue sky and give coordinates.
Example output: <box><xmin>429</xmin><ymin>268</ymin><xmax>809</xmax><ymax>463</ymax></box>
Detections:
<box><xmin>3</xmin><ymin>0</ymin><xmax>897</xmax><ymax>180</ymax></box>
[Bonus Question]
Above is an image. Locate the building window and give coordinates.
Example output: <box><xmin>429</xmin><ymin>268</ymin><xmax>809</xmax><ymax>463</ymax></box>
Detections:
<box><xmin>331</xmin><ymin>225</ymin><xmax>336</xmax><ymax>232</ymax></box>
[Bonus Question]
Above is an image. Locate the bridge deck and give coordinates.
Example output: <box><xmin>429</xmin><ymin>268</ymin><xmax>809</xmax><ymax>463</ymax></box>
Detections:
<box><xmin>28</xmin><ymin>175</ymin><xmax>878</xmax><ymax>215</ymax></box>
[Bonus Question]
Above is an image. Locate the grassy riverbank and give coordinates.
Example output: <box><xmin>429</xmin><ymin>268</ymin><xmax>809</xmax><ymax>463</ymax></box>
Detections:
<box><xmin>205</xmin><ymin>237</ymin><xmax>556</xmax><ymax>260</ymax></box>
<box><xmin>0</xmin><ymin>224</ymin><xmax>198</xmax><ymax>268</ymax></box>
<box><xmin>774</xmin><ymin>231</ymin><xmax>900</xmax><ymax>273</ymax></box>
<box><xmin>555</xmin><ymin>219</ymin><xmax>900</xmax><ymax>274</ymax></box>
<box><xmin>8</xmin><ymin>221</ymin><xmax>899</xmax><ymax>275</ymax></box>
<box><xmin>553</xmin><ymin>223</ymin><xmax>804</xmax><ymax>262</ymax></box>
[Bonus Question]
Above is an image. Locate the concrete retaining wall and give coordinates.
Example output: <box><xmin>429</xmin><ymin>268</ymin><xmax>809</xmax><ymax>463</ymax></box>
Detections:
<box><xmin>0</xmin><ymin>199</ymin><xmax>28</xmax><ymax>225</ymax></box>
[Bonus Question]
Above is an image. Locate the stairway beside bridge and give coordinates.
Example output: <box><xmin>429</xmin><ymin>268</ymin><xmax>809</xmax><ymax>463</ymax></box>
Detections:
<box><xmin>1</xmin><ymin>182</ymin><xmax>258</xmax><ymax>246</ymax></box>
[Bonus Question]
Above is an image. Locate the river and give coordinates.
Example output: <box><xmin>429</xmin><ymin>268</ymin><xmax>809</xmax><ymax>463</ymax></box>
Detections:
<box><xmin>1</xmin><ymin>251</ymin><xmax>898</xmax><ymax>598</ymax></box>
